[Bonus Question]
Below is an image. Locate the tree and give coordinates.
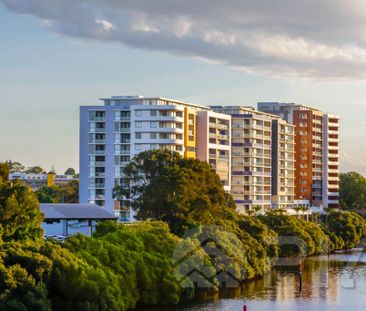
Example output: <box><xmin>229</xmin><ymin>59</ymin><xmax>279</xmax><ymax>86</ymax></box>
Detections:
<box><xmin>0</xmin><ymin>163</ymin><xmax>9</xmax><ymax>183</ymax></box>
<box><xmin>64</xmin><ymin>168</ymin><xmax>76</xmax><ymax>176</ymax></box>
<box><xmin>26</xmin><ymin>166</ymin><xmax>46</xmax><ymax>174</ymax></box>
<box><xmin>59</xmin><ymin>180</ymin><xmax>79</xmax><ymax>203</ymax></box>
<box><xmin>340</xmin><ymin>172</ymin><xmax>366</xmax><ymax>210</ymax></box>
<box><xmin>326</xmin><ymin>210</ymin><xmax>366</xmax><ymax>249</ymax></box>
<box><xmin>5</xmin><ymin>161</ymin><xmax>25</xmax><ymax>173</ymax></box>
<box><xmin>36</xmin><ymin>186</ymin><xmax>61</xmax><ymax>203</ymax></box>
<box><xmin>36</xmin><ymin>180</ymin><xmax>79</xmax><ymax>204</ymax></box>
<box><xmin>0</xmin><ymin>164</ymin><xmax>44</xmax><ymax>241</ymax></box>
<box><xmin>114</xmin><ymin>149</ymin><xmax>235</xmax><ymax>234</ymax></box>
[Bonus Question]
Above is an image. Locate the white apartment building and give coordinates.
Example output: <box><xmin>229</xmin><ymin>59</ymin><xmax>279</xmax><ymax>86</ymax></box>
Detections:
<box><xmin>80</xmin><ymin>96</ymin><xmax>231</xmax><ymax>221</ymax></box>
<box><xmin>196</xmin><ymin>111</ymin><xmax>231</xmax><ymax>191</ymax></box>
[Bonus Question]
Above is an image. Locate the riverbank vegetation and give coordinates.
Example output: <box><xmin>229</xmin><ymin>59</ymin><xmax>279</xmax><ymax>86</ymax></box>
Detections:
<box><xmin>1</xmin><ymin>154</ymin><xmax>366</xmax><ymax>310</ymax></box>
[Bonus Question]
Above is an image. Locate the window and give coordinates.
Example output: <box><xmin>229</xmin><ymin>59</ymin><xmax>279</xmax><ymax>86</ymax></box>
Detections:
<box><xmin>150</xmin><ymin>122</ymin><xmax>158</xmax><ymax>128</ymax></box>
<box><xmin>150</xmin><ymin>133</ymin><xmax>157</xmax><ymax>139</ymax></box>
<box><xmin>135</xmin><ymin>110</ymin><xmax>142</xmax><ymax>117</ymax></box>
<box><xmin>150</xmin><ymin>110</ymin><xmax>157</xmax><ymax>117</ymax></box>
<box><xmin>135</xmin><ymin>133</ymin><xmax>142</xmax><ymax>139</ymax></box>
<box><xmin>150</xmin><ymin>144</ymin><xmax>159</xmax><ymax>149</ymax></box>
<box><xmin>135</xmin><ymin>144</ymin><xmax>142</xmax><ymax>151</ymax></box>
<box><xmin>135</xmin><ymin>122</ymin><xmax>142</xmax><ymax>128</ymax></box>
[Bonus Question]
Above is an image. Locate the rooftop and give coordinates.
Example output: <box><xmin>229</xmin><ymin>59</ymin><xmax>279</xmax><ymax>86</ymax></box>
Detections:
<box><xmin>99</xmin><ymin>96</ymin><xmax>209</xmax><ymax>110</ymax></box>
<box><xmin>40</xmin><ymin>203</ymin><xmax>117</xmax><ymax>220</ymax></box>
<box><xmin>258</xmin><ymin>102</ymin><xmax>322</xmax><ymax>112</ymax></box>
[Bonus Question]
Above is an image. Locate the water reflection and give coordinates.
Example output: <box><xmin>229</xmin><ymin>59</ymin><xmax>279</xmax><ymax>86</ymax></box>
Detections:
<box><xmin>138</xmin><ymin>252</ymin><xmax>366</xmax><ymax>311</ymax></box>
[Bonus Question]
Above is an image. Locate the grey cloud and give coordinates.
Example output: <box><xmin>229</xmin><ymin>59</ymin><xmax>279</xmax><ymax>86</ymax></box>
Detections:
<box><xmin>2</xmin><ymin>0</ymin><xmax>366</xmax><ymax>78</ymax></box>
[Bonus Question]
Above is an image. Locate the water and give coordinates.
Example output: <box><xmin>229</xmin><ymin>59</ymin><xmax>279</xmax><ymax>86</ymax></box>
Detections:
<box><xmin>140</xmin><ymin>251</ymin><xmax>366</xmax><ymax>311</ymax></box>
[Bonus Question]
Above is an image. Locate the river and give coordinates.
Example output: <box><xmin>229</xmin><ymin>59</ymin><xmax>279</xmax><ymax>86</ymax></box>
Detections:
<box><xmin>140</xmin><ymin>251</ymin><xmax>366</xmax><ymax>311</ymax></box>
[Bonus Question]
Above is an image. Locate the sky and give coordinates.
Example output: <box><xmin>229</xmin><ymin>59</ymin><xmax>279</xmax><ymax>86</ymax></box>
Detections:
<box><xmin>1</xmin><ymin>1</ymin><xmax>366</xmax><ymax>174</ymax></box>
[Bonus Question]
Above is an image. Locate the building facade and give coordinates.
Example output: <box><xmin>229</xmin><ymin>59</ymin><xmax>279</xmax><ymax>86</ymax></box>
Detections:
<box><xmin>258</xmin><ymin>102</ymin><xmax>340</xmax><ymax>208</ymax></box>
<box><xmin>271</xmin><ymin>119</ymin><xmax>296</xmax><ymax>209</ymax></box>
<box><xmin>210</xmin><ymin>106</ymin><xmax>293</xmax><ymax>213</ymax></box>
<box><xmin>9</xmin><ymin>172</ymin><xmax>77</xmax><ymax>191</ymax></box>
<box><xmin>80</xmin><ymin>96</ymin><xmax>232</xmax><ymax>221</ymax></box>
<box><xmin>196</xmin><ymin>111</ymin><xmax>231</xmax><ymax>191</ymax></box>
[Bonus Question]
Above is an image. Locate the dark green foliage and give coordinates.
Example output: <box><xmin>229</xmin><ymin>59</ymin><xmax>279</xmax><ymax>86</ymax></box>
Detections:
<box><xmin>26</xmin><ymin>166</ymin><xmax>45</xmax><ymax>174</ymax></box>
<box><xmin>0</xmin><ymin>241</ymin><xmax>53</xmax><ymax>311</ymax></box>
<box><xmin>326</xmin><ymin>210</ymin><xmax>366</xmax><ymax>249</ymax></box>
<box><xmin>64</xmin><ymin>168</ymin><xmax>76</xmax><ymax>176</ymax></box>
<box><xmin>114</xmin><ymin>149</ymin><xmax>236</xmax><ymax>235</ymax></box>
<box><xmin>260</xmin><ymin>211</ymin><xmax>328</xmax><ymax>257</ymax></box>
<box><xmin>36</xmin><ymin>180</ymin><xmax>79</xmax><ymax>204</ymax></box>
<box><xmin>61</xmin><ymin>221</ymin><xmax>182</xmax><ymax>309</ymax></box>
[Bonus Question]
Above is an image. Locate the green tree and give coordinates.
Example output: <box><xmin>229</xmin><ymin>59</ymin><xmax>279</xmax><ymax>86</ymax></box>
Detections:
<box><xmin>59</xmin><ymin>180</ymin><xmax>79</xmax><ymax>203</ymax></box>
<box><xmin>5</xmin><ymin>161</ymin><xmax>25</xmax><ymax>173</ymax></box>
<box><xmin>64</xmin><ymin>168</ymin><xmax>76</xmax><ymax>176</ymax></box>
<box><xmin>326</xmin><ymin>210</ymin><xmax>366</xmax><ymax>249</ymax></box>
<box><xmin>340</xmin><ymin>172</ymin><xmax>366</xmax><ymax>210</ymax></box>
<box><xmin>0</xmin><ymin>164</ymin><xmax>44</xmax><ymax>242</ymax></box>
<box><xmin>114</xmin><ymin>149</ymin><xmax>235</xmax><ymax>234</ymax></box>
<box><xmin>36</xmin><ymin>186</ymin><xmax>61</xmax><ymax>203</ymax></box>
<box><xmin>36</xmin><ymin>180</ymin><xmax>79</xmax><ymax>204</ymax></box>
<box><xmin>26</xmin><ymin>166</ymin><xmax>45</xmax><ymax>174</ymax></box>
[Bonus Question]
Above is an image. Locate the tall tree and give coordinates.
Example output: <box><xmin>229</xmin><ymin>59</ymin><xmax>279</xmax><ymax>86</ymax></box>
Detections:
<box><xmin>114</xmin><ymin>149</ymin><xmax>235</xmax><ymax>234</ymax></box>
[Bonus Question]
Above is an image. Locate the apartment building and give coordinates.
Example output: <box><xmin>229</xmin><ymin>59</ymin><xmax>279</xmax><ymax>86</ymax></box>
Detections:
<box><xmin>322</xmin><ymin>114</ymin><xmax>340</xmax><ymax>208</ymax></box>
<box><xmin>196</xmin><ymin>111</ymin><xmax>231</xmax><ymax>191</ymax></box>
<box><xmin>80</xmin><ymin>96</ymin><xmax>232</xmax><ymax>221</ymax></box>
<box><xmin>258</xmin><ymin>102</ymin><xmax>340</xmax><ymax>208</ymax></box>
<box><xmin>9</xmin><ymin>172</ymin><xmax>77</xmax><ymax>191</ymax></box>
<box><xmin>211</xmin><ymin>106</ymin><xmax>287</xmax><ymax>213</ymax></box>
<box><xmin>271</xmin><ymin>119</ymin><xmax>296</xmax><ymax>209</ymax></box>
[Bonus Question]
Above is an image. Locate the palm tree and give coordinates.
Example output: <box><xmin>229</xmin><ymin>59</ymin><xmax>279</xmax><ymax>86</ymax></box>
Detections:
<box><xmin>300</xmin><ymin>206</ymin><xmax>310</xmax><ymax>221</ymax></box>
<box><xmin>293</xmin><ymin>206</ymin><xmax>302</xmax><ymax>219</ymax></box>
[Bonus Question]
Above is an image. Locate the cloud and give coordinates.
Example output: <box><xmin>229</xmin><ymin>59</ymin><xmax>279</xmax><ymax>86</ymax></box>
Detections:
<box><xmin>2</xmin><ymin>0</ymin><xmax>366</xmax><ymax>78</ymax></box>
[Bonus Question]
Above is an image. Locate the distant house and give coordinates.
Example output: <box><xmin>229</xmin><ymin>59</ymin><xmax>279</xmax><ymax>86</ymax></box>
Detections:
<box><xmin>40</xmin><ymin>203</ymin><xmax>117</xmax><ymax>238</ymax></box>
<box><xmin>9</xmin><ymin>172</ymin><xmax>77</xmax><ymax>191</ymax></box>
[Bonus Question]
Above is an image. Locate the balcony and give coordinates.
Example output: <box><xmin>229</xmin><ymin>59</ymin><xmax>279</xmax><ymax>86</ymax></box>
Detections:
<box><xmin>90</xmin><ymin>139</ymin><xmax>105</xmax><ymax>144</ymax></box>
<box><xmin>89</xmin><ymin>183</ymin><xmax>105</xmax><ymax>189</ymax></box>
<box><xmin>90</xmin><ymin>127</ymin><xmax>106</xmax><ymax>133</ymax></box>
<box><xmin>90</xmin><ymin>161</ymin><xmax>105</xmax><ymax>167</ymax></box>
<box><xmin>90</xmin><ymin>150</ymin><xmax>105</xmax><ymax>155</ymax></box>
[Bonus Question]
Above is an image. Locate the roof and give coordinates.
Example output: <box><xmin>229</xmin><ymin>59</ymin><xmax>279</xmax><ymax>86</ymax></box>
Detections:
<box><xmin>40</xmin><ymin>203</ymin><xmax>117</xmax><ymax>220</ymax></box>
<box><xmin>99</xmin><ymin>96</ymin><xmax>209</xmax><ymax>110</ymax></box>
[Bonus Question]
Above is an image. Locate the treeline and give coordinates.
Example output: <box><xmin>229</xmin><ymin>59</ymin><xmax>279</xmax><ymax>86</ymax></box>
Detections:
<box><xmin>5</xmin><ymin>160</ymin><xmax>77</xmax><ymax>176</ymax></box>
<box><xmin>1</xmin><ymin>153</ymin><xmax>366</xmax><ymax>310</ymax></box>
